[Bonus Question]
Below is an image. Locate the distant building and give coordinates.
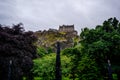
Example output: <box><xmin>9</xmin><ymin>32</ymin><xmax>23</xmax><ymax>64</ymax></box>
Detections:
<box><xmin>59</xmin><ymin>25</ymin><xmax>77</xmax><ymax>35</ymax></box>
<box><xmin>48</xmin><ymin>28</ymin><xmax>58</xmax><ymax>32</ymax></box>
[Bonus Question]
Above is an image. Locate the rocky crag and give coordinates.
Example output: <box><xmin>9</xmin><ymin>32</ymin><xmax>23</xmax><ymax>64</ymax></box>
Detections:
<box><xmin>34</xmin><ymin>25</ymin><xmax>79</xmax><ymax>51</ymax></box>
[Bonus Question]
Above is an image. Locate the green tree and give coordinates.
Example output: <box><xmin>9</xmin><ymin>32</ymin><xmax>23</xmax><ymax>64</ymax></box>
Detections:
<box><xmin>32</xmin><ymin>53</ymin><xmax>71</xmax><ymax>80</ymax></box>
<box><xmin>77</xmin><ymin>54</ymin><xmax>103</xmax><ymax>80</ymax></box>
<box><xmin>80</xmin><ymin>17</ymin><xmax>120</xmax><ymax>79</ymax></box>
<box><xmin>37</xmin><ymin>47</ymin><xmax>47</xmax><ymax>57</ymax></box>
<box><xmin>62</xmin><ymin>47</ymin><xmax>81</xmax><ymax>80</ymax></box>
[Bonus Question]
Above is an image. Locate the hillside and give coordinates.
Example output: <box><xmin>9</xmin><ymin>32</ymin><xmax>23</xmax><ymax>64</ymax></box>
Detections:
<box><xmin>34</xmin><ymin>25</ymin><xmax>79</xmax><ymax>51</ymax></box>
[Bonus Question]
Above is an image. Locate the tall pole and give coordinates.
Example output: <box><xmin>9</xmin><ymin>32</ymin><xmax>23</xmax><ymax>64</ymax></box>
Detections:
<box><xmin>8</xmin><ymin>60</ymin><xmax>12</xmax><ymax>80</ymax></box>
<box><xmin>55</xmin><ymin>42</ymin><xmax>62</xmax><ymax>80</ymax></box>
<box><xmin>108</xmin><ymin>59</ymin><xmax>113</xmax><ymax>80</ymax></box>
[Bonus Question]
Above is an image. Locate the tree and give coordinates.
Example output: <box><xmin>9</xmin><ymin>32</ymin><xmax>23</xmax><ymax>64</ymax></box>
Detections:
<box><xmin>37</xmin><ymin>47</ymin><xmax>53</xmax><ymax>57</ymax></box>
<box><xmin>77</xmin><ymin>54</ymin><xmax>103</xmax><ymax>80</ymax></box>
<box><xmin>37</xmin><ymin>47</ymin><xmax>47</xmax><ymax>57</ymax></box>
<box><xmin>62</xmin><ymin>47</ymin><xmax>81</xmax><ymax>80</ymax></box>
<box><xmin>80</xmin><ymin>17</ymin><xmax>120</xmax><ymax>79</ymax></box>
<box><xmin>0</xmin><ymin>24</ymin><xmax>37</xmax><ymax>80</ymax></box>
<box><xmin>32</xmin><ymin>53</ymin><xmax>71</xmax><ymax>80</ymax></box>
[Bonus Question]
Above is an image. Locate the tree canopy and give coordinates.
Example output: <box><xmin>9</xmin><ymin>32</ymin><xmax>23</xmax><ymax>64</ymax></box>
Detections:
<box><xmin>80</xmin><ymin>17</ymin><xmax>120</xmax><ymax>79</ymax></box>
<box><xmin>1</xmin><ymin>17</ymin><xmax>120</xmax><ymax>80</ymax></box>
<box><xmin>0</xmin><ymin>24</ymin><xmax>37</xmax><ymax>80</ymax></box>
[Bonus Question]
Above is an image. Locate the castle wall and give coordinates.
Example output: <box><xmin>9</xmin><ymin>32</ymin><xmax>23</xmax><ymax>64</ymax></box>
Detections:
<box><xmin>59</xmin><ymin>25</ymin><xmax>75</xmax><ymax>32</ymax></box>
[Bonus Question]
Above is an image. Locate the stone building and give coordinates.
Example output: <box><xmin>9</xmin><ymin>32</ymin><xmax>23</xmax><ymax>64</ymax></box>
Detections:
<box><xmin>59</xmin><ymin>25</ymin><xmax>77</xmax><ymax>35</ymax></box>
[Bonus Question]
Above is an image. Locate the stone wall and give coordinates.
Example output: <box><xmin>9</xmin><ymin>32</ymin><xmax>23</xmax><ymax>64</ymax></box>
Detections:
<box><xmin>59</xmin><ymin>25</ymin><xmax>77</xmax><ymax>35</ymax></box>
<box><xmin>59</xmin><ymin>25</ymin><xmax>75</xmax><ymax>32</ymax></box>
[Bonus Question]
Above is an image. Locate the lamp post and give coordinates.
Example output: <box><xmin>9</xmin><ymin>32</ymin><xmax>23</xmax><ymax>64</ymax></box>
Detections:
<box><xmin>108</xmin><ymin>59</ymin><xmax>113</xmax><ymax>80</ymax></box>
<box><xmin>8</xmin><ymin>60</ymin><xmax>12</xmax><ymax>80</ymax></box>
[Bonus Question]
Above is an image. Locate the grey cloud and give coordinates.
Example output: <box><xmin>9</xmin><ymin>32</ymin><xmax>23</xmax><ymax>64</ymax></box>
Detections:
<box><xmin>0</xmin><ymin>0</ymin><xmax>120</xmax><ymax>33</ymax></box>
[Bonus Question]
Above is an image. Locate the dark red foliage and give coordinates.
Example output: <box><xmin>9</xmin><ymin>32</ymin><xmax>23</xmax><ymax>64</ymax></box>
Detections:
<box><xmin>0</xmin><ymin>23</ymin><xmax>37</xmax><ymax>80</ymax></box>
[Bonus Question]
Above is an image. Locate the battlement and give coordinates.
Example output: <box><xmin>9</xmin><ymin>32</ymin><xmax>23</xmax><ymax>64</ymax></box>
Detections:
<box><xmin>59</xmin><ymin>25</ymin><xmax>75</xmax><ymax>32</ymax></box>
<box><xmin>59</xmin><ymin>25</ymin><xmax>77</xmax><ymax>35</ymax></box>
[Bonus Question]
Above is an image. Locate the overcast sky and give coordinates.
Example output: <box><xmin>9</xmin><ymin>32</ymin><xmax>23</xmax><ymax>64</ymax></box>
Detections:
<box><xmin>0</xmin><ymin>0</ymin><xmax>120</xmax><ymax>33</ymax></box>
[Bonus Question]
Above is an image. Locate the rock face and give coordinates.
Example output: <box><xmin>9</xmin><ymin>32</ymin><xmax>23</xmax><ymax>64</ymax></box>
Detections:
<box><xmin>34</xmin><ymin>25</ymin><xmax>79</xmax><ymax>52</ymax></box>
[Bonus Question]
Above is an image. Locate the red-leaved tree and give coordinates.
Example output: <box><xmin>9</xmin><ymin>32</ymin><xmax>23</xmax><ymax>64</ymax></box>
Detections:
<box><xmin>0</xmin><ymin>24</ymin><xmax>37</xmax><ymax>80</ymax></box>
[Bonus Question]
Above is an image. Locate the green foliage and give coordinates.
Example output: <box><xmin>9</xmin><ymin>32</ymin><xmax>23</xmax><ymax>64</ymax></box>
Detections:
<box><xmin>32</xmin><ymin>53</ymin><xmax>71</xmax><ymax>80</ymax></box>
<box><xmin>62</xmin><ymin>47</ymin><xmax>81</xmax><ymax>79</ymax></box>
<box><xmin>33</xmin><ymin>17</ymin><xmax>120</xmax><ymax>80</ymax></box>
<box><xmin>113</xmin><ymin>74</ymin><xmax>118</xmax><ymax>80</ymax></box>
<box><xmin>37</xmin><ymin>46</ymin><xmax>54</xmax><ymax>57</ymax></box>
<box><xmin>77</xmin><ymin>55</ymin><xmax>103</xmax><ymax>80</ymax></box>
<box><xmin>80</xmin><ymin>17</ymin><xmax>120</xmax><ymax>79</ymax></box>
<box><xmin>32</xmin><ymin>53</ymin><xmax>55</xmax><ymax>80</ymax></box>
<box><xmin>37</xmin><ymin>47</ymin><xmax>47</xmax><ymax>57</ymax></box>
<box><xmin>47</xmin><ymin>47</ymin><xmax>53</xmax><ymax>54</ymax></box>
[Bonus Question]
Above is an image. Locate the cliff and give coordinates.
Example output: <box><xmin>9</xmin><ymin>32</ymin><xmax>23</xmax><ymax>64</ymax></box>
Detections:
<box><xmin>34</xmin><ymin>25</ymin><xmax>79</xmax><ymax>52</ymax></box>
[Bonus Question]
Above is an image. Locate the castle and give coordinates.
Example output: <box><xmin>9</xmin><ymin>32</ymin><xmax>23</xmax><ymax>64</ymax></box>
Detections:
<box><xmin>47</xmin><ymin>25</ymin><xmax>78</xmax><ymax>35</ymax></box>
<box><xmin>59</xmin><ymin>25</ymin><xmax>77</xmax><ymax>35</ymax></box>
<box><xmin>35</xmin><ymin>24</ymin><xmax>79</xmax><ymax>51</ymax></box>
